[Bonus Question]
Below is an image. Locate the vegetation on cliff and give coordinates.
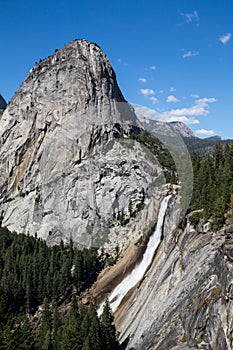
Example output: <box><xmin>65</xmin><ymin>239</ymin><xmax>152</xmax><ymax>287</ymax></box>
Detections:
<box><xmin>130</xmin><ymin>131</ymin><xmax>177</xmax><ymax>183</ymax></box>
<box><xmin>190</xmin><ymin>143</ymin><xmax>233</xmax><ymax>230</ymax></box>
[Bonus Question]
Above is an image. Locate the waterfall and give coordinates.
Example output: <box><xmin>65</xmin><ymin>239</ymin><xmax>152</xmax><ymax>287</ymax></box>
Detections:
<box><xmin>98</xmin><ymin>195</ymin><xmax>171</xmax><ymax>315</ymax></box>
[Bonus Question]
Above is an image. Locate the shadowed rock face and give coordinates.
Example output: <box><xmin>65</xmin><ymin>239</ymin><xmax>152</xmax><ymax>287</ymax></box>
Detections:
<box><xmin>0</xmin><ymin>94</ymin><xmax>7</xmax><ymax>114</ymax></box>
<box><xmin>0</xmin><ymin>40</ymin><xmax>165</xmax><ymax>248</ymax></box>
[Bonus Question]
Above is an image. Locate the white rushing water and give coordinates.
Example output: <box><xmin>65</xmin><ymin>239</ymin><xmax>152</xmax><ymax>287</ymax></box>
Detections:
<box><xmin>98</xmin><ymin>195</ymin><xmax>171</xmax><ymax>315</ymax></box>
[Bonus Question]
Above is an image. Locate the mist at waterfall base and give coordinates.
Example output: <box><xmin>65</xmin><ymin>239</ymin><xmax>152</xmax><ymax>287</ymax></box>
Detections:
<box><xmin>98</xmin><ymin>195</ymin><xmax>172</xmax><ymax>315</ymax></box>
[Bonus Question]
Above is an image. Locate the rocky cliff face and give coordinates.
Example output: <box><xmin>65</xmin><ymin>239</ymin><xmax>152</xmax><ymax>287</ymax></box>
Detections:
<box><xmin>109</xmin><ymin>200</ymin><xmax>233</xmax><ymax>350</ymax></box>
<box><xmin>0</xmin><ymin>40</ymin><xmax>165</xmax><ymax>249</ymax></box>
<box><xmin>137</xmin><ymin>117</ymin><xmax>195</xmax><ymax>140</ymax></box>
<box><xmin>169</xmin><ymin>121</ymin><xmax>196</xmax><ymax>139</ymax></box>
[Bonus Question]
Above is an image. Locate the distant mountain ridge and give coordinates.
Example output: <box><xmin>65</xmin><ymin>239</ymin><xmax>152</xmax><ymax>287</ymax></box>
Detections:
<box><xmin>140</xmin><ymin>117</ymin><xmax>233</xmax><ymax>153</ymax></box>
<box><xmin>205</xmin><ymin>135</ymin><xmax>222</xmax><ymax>141</ymax></box>
<box><xmin>172</xmin><ymin>123</ymin><xmax>233</xmax><ymax>153</ymax></box>
<box><xmin>169</xmin><ymin>121</ymin><xmax>196</xmax><ymax>138</ymax></box>
<box><xmin>182</xmin><ymin>134</ymin><xmax>233</xmax><ymax>153</ymax></box>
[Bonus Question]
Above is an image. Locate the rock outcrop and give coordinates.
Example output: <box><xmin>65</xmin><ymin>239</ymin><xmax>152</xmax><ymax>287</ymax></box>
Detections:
<box><xmin>0</xmin><ymin>40</ymin><xmax>165</xmax><ymax>249</ymax></box>
<box><xmin>169</xmin><ymin>121</ymin><xmax>196</xmax><ymax>139</ymax></box>
<box><xmin>137</xmin><ymin>117</ymin><xmax>195</xmax><ymax>140</ymax></box>
<box><xmin>113</xmin><ymin>199</ymin><xmax>233</xmax><ymax>350</ymax></box>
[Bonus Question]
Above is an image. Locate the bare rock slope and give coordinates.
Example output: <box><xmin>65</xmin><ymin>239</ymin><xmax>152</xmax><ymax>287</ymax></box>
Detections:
<box><xmin>0</xmin><ymin>40</ymin><xmax>164</xmax><ymax>248</ymax></box>
<box><xmin>114</xmin><ymin>200</ymin><xmax>233</xmax><ymax>350</ymax></box>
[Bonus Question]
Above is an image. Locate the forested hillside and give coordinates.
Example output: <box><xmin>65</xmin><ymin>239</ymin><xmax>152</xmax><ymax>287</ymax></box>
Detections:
<box><xmin>130</xmin><ymin>131</ymin><xmax>177</xmax><ymax>183</ymax></box>
<box><xmin>0</xmin><ymin>228</ymin><xmax>120</xmax><ymax>349</ymax></box>
<box><xmin>183</xmin><ymin>136</ymin><xmax>228</xmax><ymax>153</ymax></box>
<box><xmin>190</xmin><ymin>143</ymin><xmax>233</xmax><ymax>230</ymax></box>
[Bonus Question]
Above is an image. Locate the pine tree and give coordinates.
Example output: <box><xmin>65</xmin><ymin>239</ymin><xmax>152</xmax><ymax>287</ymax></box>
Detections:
<box><xmin>212</xmin><ymin>196</ymin><xmax>226</xmax><ymax>231</ymax></box>
<box><xmin>38</xmin><ymin>298</ymin><xmax>52</xmax><ymax>350</ymax></box>
<box><xmin>59</xmin><ymin>295</ymin><xmax>82</xmax><ymax>350</ymax></box>
<box><xmin>51</xmin><ymin>300</ymin><xmax>61</xmax><ymax>349</ymax></box>
<box><xmin>100</xmin><ymin>299</ymin><xmax>119</xmax><ymax>350</ymax></box>
<box><xmin>80</xmin><ymin>312</ymin><xmax>92</xmax><ymax>343</ymax></box>
<box><xmin>41</xmin><ymin>330</ymin><xmax>52</xmax><ymax>350</ymax></box>
<box><xmin>80</xmin><ymin>303</ymin><xmax>104</xmax><ymax>350</ymax></box>
<box><xmin>70</xmin><ymin>295</ymin><xmax>79</xmax><ymax>319</ymax></box>
<box><xmin>226</xmin><ymin>194</ymin><xmax>233</xmax><ymax>224</ymax></box>
<box><xmin>88</xmin><ymin>310</ymin><xmax>103</xmax><ymax>350</ymax></box>
<box><xmin>26</xmin><ymin>274</ymin><xmax>32</xmax><ymax>312</ymax></box>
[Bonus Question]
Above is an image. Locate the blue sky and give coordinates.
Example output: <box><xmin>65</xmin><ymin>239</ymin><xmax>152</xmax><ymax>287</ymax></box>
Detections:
<box><xmin>1</xmin><ymin>0</ymin><xmax>232</xmax><ymax>138</ymax></box>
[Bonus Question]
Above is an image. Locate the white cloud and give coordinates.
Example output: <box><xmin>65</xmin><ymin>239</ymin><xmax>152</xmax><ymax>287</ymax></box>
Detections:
<box><xmin>181</xmin><ymin>10</ymin><xmax>199</xmax><ymax>24</ymax></box>
<box><xmin>145</xmin><ymin>66</ymin><xmax>156</xmax><ymax>71</ymax></box>
<box><xmin>171</xmin><ymin>97</ymin><xmax>216</xmax><ymax>118</ymax></box>
<box><xmin>150</xmin><ymin>96</ymin><xmax>159</xmax><ymax>104</ymax></box>
<box><xmin>167</xmin><ymin>95</ymin><xmax>180</xmax><ymax>103</ymax></box>
<box><xmin>140</xmin><ymin>89</ymin><xmax>155</xmax><ymax>96</ymax></box>
<box><xmin>195</xmin><ymin>129</ymin><xmax>215</xmax><ymax>136</ymax></box>
<box><xmin>191</xmin><ymin>94</ymin><xmax>199</xmax><ymax>98</ymax></box>
<box><xmin>183</xmin><ymin>50</ymin><xmax>199</xmax><ymax>58</ymax></box>
<box><xmin>219</xmin><ymin>33</ymin><xmax>231</xmax><ymax>44</ymax></box>
<box><xmin>138</xmin><ymin>78</ymin><xmax>147</xmax><ymax>83</ymax></box>
<box><xmin>133</xmin><ymin>96</ymin><xmax>216</xmax><ymax>125</ymax></box>
<box><xmin>117</xmin><ymin>58</ymin><xmax>128</xmax><ymax>65</ymax></box>
<box><xmin>197</xmin><ymin>97</ymin><xmax>216</xmax><ymax>104</ymax></box>
<box><xmin>170</xmin><ymin>87</ymin><xmax>176</xmax><ymax>92</ymax></box>
<box><xmin>134</xmin><ymin>104</ymin><xmax>199</xmax><ymax>125</ymax></box>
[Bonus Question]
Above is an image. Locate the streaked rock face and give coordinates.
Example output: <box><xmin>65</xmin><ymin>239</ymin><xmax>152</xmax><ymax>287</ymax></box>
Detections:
<box><xmin>116</xmin><ymin>200</ymin><xmax>233</xmax><ymax>350</ymax></box>
<box><xmin>0</xmin><ymin>40</ymin><xmax>164</xmax><ymax>248</ymax></box>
